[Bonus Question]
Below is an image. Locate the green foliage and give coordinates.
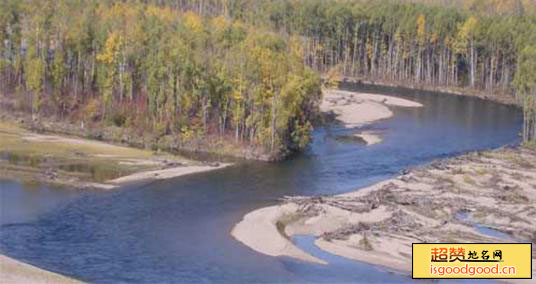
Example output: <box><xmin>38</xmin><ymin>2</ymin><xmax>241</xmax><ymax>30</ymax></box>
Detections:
<box><xmin>0</xmin><ymin>1</ymin><xmax>322</xmax><ymax>158</ymax></box>
<box><xmin>23</xmin><ymin>46</ymin><xmax>44</xmax><ymax>114</ymax></box>
<box><xmin>514</xmin><ymin>46</ymin><xmax>536</xmax><ymax>142</ymax></box>
<box><xmin>514</xmin><ymin>46</ymin><xmax>536</xmax><ymax>97</ymax></box>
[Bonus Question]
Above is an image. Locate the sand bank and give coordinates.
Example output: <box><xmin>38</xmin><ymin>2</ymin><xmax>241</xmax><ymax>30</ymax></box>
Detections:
<box><xmin>110</xmin><ymin>163</ymin><xmax>230</xmax><ymax>185</ymax></box>
<box><xmin>321</xmin><ymin>89</ymin><xmax>421</xmax><ymax>146</ymax></box>
<box><xmin>321</xmin><ymin>89</ymin><xmax>422</xmax><ymax>128</ymax></box>
<box><xmin>232</xmin><ymin>147</ymin><xmax>536</xmax><ymax>275</ymax></box>
<box><xmin>230</xmin><ymin>205</ymin><xmax>326</xmax><ymax>264</ymax></box>
<box><xmin>0</xmin><ymin>255</ymin><xmax>82</xmax><ymax>284</ymax></box>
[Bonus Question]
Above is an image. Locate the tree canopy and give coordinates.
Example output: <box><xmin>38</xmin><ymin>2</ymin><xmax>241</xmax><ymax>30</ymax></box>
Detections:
<box><xmin>0</xmin><ymin>0</ymin><xmax>322</xmax><ymax>159</ymax></box>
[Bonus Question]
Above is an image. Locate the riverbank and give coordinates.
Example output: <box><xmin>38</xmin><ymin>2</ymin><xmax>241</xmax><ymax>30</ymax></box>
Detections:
<box><xmin>0</xmin><ymin>97</ymin><xmax>283</xmax><ymax>162</ymax></box>
<box><xmin>321</xmin><ymin>89</ymin><xmax>422</xmax><ymax>145</ymax></box>
<box><xmin>232</xmin><ymin>146</ymin><xmax>536</xmax><ymax>275</ymax></box>
<box><xmin>231</xmin><ymin>90</ymin><xmax>425</xmax><ymax>259</ymax></box>
<box><xmin>0</xmin><ymin>255</ymin><xmax>82</xmax><ymax>283</ymax></box>
<box><xmin>0</xmin><ymin>121</ymin><xmax>229</xmax><ymax>190</ymax></box>
<box><xmin>339</xmin><ymin>76</ymin><xmax>519</xmax><ymax>106</ymax></box>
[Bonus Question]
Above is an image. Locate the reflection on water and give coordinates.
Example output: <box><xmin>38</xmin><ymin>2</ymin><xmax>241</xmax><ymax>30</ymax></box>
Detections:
<box><xmin>0</xmin><ymin>152</ymin><xmax>44</xmax><ymax>167</ymax></box>
<box><xmin>0</xmin><ymin>84</ymin><xmax>523</xmax><ymax>283</ymax></box>
<box><xmin>0</xmin><ymin>151</ymin><xmax>132</xmax><ymax>182</ymax></box>
<box><xmin>0</xmin><ymin>180</ymin><xmax>83</xmax><ymax>225</ymax></box>
<box><xmin>56</xmin><ymin>163</ymin><xmax>130</xmax><ymax>181</ymax></box>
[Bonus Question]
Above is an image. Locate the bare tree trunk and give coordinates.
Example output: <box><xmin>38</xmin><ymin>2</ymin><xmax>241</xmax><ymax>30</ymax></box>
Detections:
<box><xmin>470</xmin><ymin>40</ymin><xmax>476</xmax><ymax>88</ymax></box>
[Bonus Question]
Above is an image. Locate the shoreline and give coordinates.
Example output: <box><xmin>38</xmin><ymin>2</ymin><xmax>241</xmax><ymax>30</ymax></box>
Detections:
<box><xmin>321</xmin><ymin>89</ymin><xmax>422</xmax><ymax>146</ymax></box>
<box><xmin>231</xmin><ymin>146</ymin><xmax>536</xmax><ymax>275</ymax></box>
<box><xmin>321</xmin><ymin>89</ymin><xmax>423</xmax><ymax>127</ymax></box>
<box><xmin>0</xmin><ymin>121</ymin><xmax>230</xmax><ymax>190</ymax></box>
<box><xmin>0</xmin><ymin>255</ymin><xmax>82</xmax><ymax>283</ymax></box>
<box><xmin>108</xmin><ymin>163</ymin><xmax>229</xmax><ymax>185</ymax></box>
<box><xmin>0</xmin><ymin>107</ymin><xmax>281</xmax><ymax>162</ymax></box>
<box><xmin>231</xmin><ymin>89</ymin><xmax>425</xmax><ymax>263</ymax></box>
<box><xmin>338</xmin><ymin>76</ymin><xmax>519</xmax><ymax>106</ymax></box>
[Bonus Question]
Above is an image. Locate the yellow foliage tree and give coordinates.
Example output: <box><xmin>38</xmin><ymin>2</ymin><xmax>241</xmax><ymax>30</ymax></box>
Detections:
<box><xmin>455</xmin><ymin>16</ymin><xmax>478</xmax><ymax>54</ymax></box>
<box><xmin>96</xmin><ymin>31</ymin><xmax>121</xmax><ymax>64</ymax></box>
<box><xmin>417</xmin><ymin>14</ymin><xmax>427</xmax><ymax>46</ymax></box>
<box><xmin>184</xmin><ymin>11</ymin><xmax>203</xmax><ymax>33</ymax></box>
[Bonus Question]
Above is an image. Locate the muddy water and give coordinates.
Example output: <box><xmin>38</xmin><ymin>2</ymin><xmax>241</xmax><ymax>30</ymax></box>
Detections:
<box><xmin>0</xmin><ymin>84</ymin><xmax>522</xmax><ymax>283</ymax></box>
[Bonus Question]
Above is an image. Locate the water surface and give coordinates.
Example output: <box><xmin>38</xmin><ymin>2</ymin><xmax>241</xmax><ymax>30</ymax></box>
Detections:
<box><xmin>0</xmin><ymin>85</ymin><xmax>522</xmax><ymax>283</ymax></box>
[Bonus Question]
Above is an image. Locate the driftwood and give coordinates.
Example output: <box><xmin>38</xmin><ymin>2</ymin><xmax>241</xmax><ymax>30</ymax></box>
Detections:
<box><xmin>322</xmin><ymin>222</ymin><xmax>371</xmax><ymax>241</ymax></box>
<box><xmin>281</xmin><ymin>195</ymin><xmax>372</xmax><ymax>215</ymax></box>
<box><xmin>280</xmin><ymin>182</ymin><xmax>403</xmax><ymax>215</ymax></box>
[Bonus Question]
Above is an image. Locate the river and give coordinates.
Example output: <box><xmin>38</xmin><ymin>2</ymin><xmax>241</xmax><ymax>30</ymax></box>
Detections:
<box><xmin>0</xmin><ymin>84</ymin><xmax>522</xmax><ymax>283</ymax></box>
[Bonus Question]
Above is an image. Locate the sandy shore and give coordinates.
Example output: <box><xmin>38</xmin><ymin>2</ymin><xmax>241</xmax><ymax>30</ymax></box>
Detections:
<box><xmin>232</xmin><ymin>147</ymin><xmax>536</xmax><ymax>276</ymax></box>
<box><xmin>0</xmin><ymin>122</ymin><xmax>230</xmax><ymax>189</ymax></box>
<box><xmin>109</xmin><ymin>163</ymin><xmax>230</xmax><ymax>185</ymax></box>
<box><xmin>22</xmin><ymin>130</ymin><xmax>230</xmax><ymax>186</ymax></box>
<box><xmin>231</xmin><ymin>89</ymin><xmax>424</xmax><ymax>263</ymax></box>
<box><xmin>321</xmin><ymin>89</ymin><xmax>422</xmax><ymax>127</ymax></box>
<box><xmin>321</xmin><ymin>89</ymin><xmax>421</xmax><ymax>146</ymax></box>
<box><xmin>230</xmin><ymin>204</ymin><xmax>326</xmax><ymax>264</ymax></box>
<box><xmin>0</xmin><ymin>255</ymin><xmax>82</xmax><ymax>284</ymax></box>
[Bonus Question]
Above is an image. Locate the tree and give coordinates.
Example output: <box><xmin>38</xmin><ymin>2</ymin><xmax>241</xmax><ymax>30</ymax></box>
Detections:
<box><xmin>456</xmin><ymin>16</ymin><xmax>478</xmax><ymax>88</ymax></box>
<box><xmin>514</xmin><ymin>46</ymin><xmax>536</xmax><ymax>143</ymax></box>
<box><xmin>96</xmin><ymin>31</ymin><xmax>122</xmax><ymax>118</ymax></box>
<box><xmin>24</xmin><ymin>46</ymin><xmax>45</xmax><ymax>116</ymax></box>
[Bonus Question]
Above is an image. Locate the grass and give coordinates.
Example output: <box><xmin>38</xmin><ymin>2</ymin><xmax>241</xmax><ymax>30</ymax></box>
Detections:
<box><xmin>359</xmin><ymin>234</ymin><xmax>373</xmax><ymax>251</ymax></box>
<box><xmin>501</xmin><ymin>152</ymin><xmax>533</xmax><ymax>169</ymax></box>
<box><xmin>0</xmin><ymin>122</ymin><xmax>156</xmax><ymax>159</ymax></box>
<box><xmin>0</xmin><ymin>121</ymin><xmax>187</xmax><ymax>183</ymax></box>
<box><xmin>275</xmin><ymin>213</ymin><xmax>303</xmax><ymax>240</ymax></box>
<box><xmin>479</xmin><ymin>151</ymin><xmax>497</xmax><ymax>159</ymax></box>
<box><xmin>524</xmin><ymin>141</ymin><xmax>536</xmax><ymax>150</ymax></box>
<box><xmin>474</xmin><ymin>167</ymin><xmax>488</xmax><ymax>176</ymax></box>
<box><xmin>509</xmin><ymin>156</ymin><xmax>533</xmax><ymax>169</ymax></box>
<box><xmin>463</xmin><ymin>175</ymin><xmax>476</xmax><ymax>185</ymax></box>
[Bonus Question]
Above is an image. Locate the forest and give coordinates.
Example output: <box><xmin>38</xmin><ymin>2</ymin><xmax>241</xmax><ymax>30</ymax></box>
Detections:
<box><xmin>253</xmin><ymin>0</ymin><xmax>536</xmax><ymax>143</ymax></box>
<box><xmin>1</xmin><ymin>0</ymin><xmax>536</xmax><ymax>160</ymax></box>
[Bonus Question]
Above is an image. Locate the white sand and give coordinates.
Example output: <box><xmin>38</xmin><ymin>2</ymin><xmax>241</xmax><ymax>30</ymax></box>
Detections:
<box><xmin>231</xmin><ymin>180</ymin><xmax>395</xmax><ymax>264</ymax></box>
<box><xmin>109</xmin><ymin>163</ymin><xmax>230</xmax><ymax>184</ymax></box>
<box><xmin>321</xmin><ymin>89</ymin><xmax>422</xmax><ymax>127</ymax></box>
<box><xmin>231</xmin><ymin>204</ymin><xmax>326</xmax><ymax>264</ymax></box>
<box><xmin>0</xmin><ymin>255</ymin><xmax>82</xmax><ymax>284</ymax></box>
<box><xmin>315</xmin><ymin>238</ymin><xmax>411</xmax><ymax>273</ymax></box>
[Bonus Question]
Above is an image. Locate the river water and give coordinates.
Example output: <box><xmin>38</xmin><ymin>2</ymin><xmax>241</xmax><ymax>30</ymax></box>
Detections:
<box><xmin>0</xmin><ymin>84</ymin><xmax>522</xmax><ymax>283</ymax></box>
